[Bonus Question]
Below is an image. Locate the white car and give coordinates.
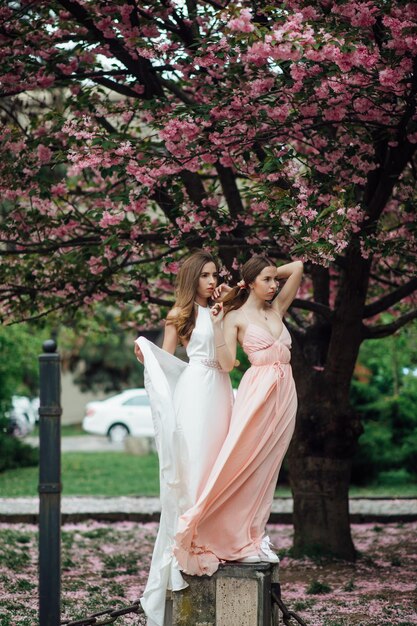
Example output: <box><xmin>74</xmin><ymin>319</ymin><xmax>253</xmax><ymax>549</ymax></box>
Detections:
<box><xmin>8</xmin><ymin>395</ymin><xmax>38</xmax><ymax>437</ymax></box>
<box><xmin>82</xmin><ymin>388</ymin><xmax>154</xmax><ymax>443</ymax></box>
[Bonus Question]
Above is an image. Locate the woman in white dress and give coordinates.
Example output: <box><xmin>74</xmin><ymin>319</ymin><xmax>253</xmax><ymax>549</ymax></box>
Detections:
<box><xmin>134</xmin><ymin>251</ymin><xmax>234</xmax><ymax>626</ymax></box>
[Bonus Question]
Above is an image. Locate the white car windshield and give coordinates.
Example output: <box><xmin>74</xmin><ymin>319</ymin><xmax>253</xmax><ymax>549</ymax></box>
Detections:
<box><xmin>122</xmin><ymin>396</ymin><xmax>149</xmax><ymax>407</ymax></box>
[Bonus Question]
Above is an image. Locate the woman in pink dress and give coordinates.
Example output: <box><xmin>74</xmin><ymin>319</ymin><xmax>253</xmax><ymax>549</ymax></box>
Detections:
<box><xmin>174</xmin><ymin>255</ymin><xmax>303</xmax><ymax>575</ymax></box>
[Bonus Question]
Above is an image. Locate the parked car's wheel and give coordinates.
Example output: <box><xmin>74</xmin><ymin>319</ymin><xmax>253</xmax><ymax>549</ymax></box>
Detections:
<box><xmin>8</xmin><ymin>417</ymin><xmax>26</xmax><ymax>438</ymax></box>
<box><xmin>107</xmin><ymin>423</ymin><xmax>130</xmax><ymax>443</ymax></box>
<box><xmin>7</xmin><ymin>411</ymin><xmax>30</xmax><ymax>438</ymax></box>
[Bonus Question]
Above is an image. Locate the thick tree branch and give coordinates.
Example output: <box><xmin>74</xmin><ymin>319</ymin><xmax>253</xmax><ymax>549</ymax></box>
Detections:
<box><xmin>287</xmin><ymin>306</ymin><xmax>308</xmax><ymax>329</ymax></box>
<box><xmin>364</xmin><ymin>57</ymin><xmax>417</xmax><ymax>223</ymax></box>
<box><xmin>151</xmin><ymin>187</ymin><xmax>181</xmax><ymax>226</ymax></box>
<box><xmin>372</xmin><ymin>15</ymin><xmax>386</xmax><ymax>52</ymax></box>
<box><xmin>158</xmin><ymin>77</ymin><xmax>196</xmax><ymax>105</ymax></box>
<box><xmin>95</xmin><ymin>115</ymin><xmax>118</xmax><ymax>135</ymax></box>
<box><xmin>215</xmin><ymin>163</ymin><xmax>245</xmax><ymax>219</ymax></box>
<box><xmin>180</xmin><ymin>170</ymin><xmax>207</xmax><ymax>205</ymax></box>
<box><xmin>0</xmin><ymin>233</ymin><xmax>282</xmax><ymax>257</ymax></box>
<box><xmin>363</xmin><ymin>309</ymin><xmax>417</xmax><ymax>339</ymax></box>
<box><xmin>369</xmin><ymin>272</ymin><xmax>401</xmax><ymax>288</ymax></box>
<box><xmin>147</xmin><ymin>295</ymin><xmax>173</xmax><ymax>306</ymax></box>
<box><xmin>311</xmin><ymin>265</ymin><xmax>330</xmax><ymax>308</ymax></box>
<box><xmin>363</xmin><ymin>277</ymin><xmax>417</xmax><ymax>318</ymax></box>
<box><xmin>6</xmin><ymin>298</ymin><xmax>82</xmax><ymax>325</ymax></box>
<box><xmin>93</xmin><ymin>76</ymin><xmax>142</xmax><ymax>99</ymax></box>
<box><xmin>65</xmin><ymin>69</ymin><xmax>130</xmax><ymax>79</ymax></box>
<box><xmin>0</xmin><ymin>88</ymin><xmax>27</xmax><ymax>99</ymax></box>
<box><xmin>0</xmin><ymin>103</ymin><xmax>29</xmax><ymax>135</ymax></box>
<box><xmin>0</xmin><ymin>232</ymin><xmax>168</xmax><ymax>255</ymax></box>
<box><xmin>169</xmin><ymin>4</ymin><xmax>199</xmax><ymax>48</ymax></box>
<box><xmin>56</xmin><ymin>0</ymin><xmax>164</xmax><ymax>99</ymax></box>
<box><xmin>291</xmin><ymin>298</ymin><xmax>332</xmax><ymax>321</ymax></box>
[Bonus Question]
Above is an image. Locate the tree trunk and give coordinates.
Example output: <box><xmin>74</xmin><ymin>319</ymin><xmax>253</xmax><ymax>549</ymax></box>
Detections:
<box><xmin>287</xmin><ymin>316</ymin><xmax>364</xmax><ymax>562</ymax></box>
<box><xmin>289</xmin><ymin>455</ymin><xmax>355</xmax><ymax>560</ymax></box>
<box><xmin>287</xmin><ymin>381</ymin><xmax>361</xmax><ymax>561</ymax></box>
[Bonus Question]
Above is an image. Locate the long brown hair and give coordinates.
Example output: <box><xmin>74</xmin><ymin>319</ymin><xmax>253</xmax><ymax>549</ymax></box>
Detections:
<box><xmin>222</xmin><ymin>255</ymin><xmax>276</xmax><ymax>315</ymax></box>
<box><xmin>168</xmin><ymin>250</ymin><xmax>219</xmax><ymax>342</ymax></box>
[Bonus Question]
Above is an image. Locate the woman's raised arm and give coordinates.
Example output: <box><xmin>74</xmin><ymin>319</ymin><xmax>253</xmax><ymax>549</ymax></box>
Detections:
<box><xmin>274</xmin><ymin>260</ymin><xmax>304</xmax><ymax>316</ymax></box>
<box><xmin>211</xmin><ymin>305</ymin><xmax>239</xmax><ymax>373</ymax></box>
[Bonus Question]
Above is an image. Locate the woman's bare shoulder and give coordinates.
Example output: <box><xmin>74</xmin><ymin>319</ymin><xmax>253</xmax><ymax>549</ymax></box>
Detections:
<box><xmin>166</xmin><ymin>306</ymin><xmax>181</xmax><ymax>322</ymax></box>
<box><xmin>224</xmin><ymin>308</ymin><xmax>244</xmax><ymax>327</ymax></box>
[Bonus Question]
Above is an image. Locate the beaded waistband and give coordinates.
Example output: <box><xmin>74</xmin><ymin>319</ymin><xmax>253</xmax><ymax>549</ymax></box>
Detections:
<box><xmin>189</xmin><ymin>358</ymin><xmax>223</xmax><ymax>371</ymax></box>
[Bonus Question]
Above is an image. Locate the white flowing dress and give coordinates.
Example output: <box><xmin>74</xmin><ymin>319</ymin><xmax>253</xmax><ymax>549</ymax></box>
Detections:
<box><xmin>136</xmin><ymin>304</ymin><xmax>233</xmax><ymax>626</ymax></box>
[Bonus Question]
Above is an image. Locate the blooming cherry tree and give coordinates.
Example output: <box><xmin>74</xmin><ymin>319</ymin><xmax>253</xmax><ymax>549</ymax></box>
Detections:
<box><xmin>0</xmin><ymin>0</ymin><xmax>416</xmax><ymax>559</ymax></box>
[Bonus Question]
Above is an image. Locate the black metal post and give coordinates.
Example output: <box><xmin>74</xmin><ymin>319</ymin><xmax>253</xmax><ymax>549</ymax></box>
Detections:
<box><xmin>38</xmin><ymin>339</ymin><xmax>62</xmax><ymax>626</ymax></box>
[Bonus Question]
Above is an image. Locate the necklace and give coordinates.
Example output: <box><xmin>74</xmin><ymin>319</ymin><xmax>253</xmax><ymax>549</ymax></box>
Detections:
<box><xmin>261</xmin><ymin>307</ymin><xmax>268</xmax><ymax>321</ymax></box>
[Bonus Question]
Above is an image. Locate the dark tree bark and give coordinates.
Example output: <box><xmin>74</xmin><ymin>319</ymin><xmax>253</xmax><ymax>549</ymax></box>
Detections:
<box><xmin>286</xmin><ymin>120</ymin><xmax>417</xmax><ymax>559</ymax></box>
<box><xmin>289</xmin><ymin>329</ymin><xmax>362</xmax><ymax>560</ymax></box>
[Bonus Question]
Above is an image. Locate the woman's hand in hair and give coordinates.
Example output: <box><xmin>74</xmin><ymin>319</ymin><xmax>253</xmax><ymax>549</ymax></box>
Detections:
<box><xmin>210</xmin><ymin>301</ymin><xmax>224</xmax><ymax>325</ymax></box>
<box><xmin>212</xmin><ymin>283</ymin><xmax>232</xmax><ymax>301</ymax></box>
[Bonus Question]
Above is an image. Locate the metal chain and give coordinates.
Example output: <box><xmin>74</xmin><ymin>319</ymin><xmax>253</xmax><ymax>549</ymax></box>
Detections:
<box><xmin>271</xmin><ymin>583</ymin><xmax>308</xmax><ymax>626</ymax></box>
<box><xmin>60</xmin><ymin>600</ymin><xmax>143</xmax><ymax>626</ymax></box>
<box><xmin>61</xmin><ymin>583</ymin><xmax>306</xmax><ymax>626</ymax></box>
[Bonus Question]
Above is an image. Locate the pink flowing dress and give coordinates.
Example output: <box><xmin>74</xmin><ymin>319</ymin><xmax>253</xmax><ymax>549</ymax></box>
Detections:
<box><xmin>174</xmin><ymin>322</ymin><xmax>297</xmax><ymax>576</ymax></box>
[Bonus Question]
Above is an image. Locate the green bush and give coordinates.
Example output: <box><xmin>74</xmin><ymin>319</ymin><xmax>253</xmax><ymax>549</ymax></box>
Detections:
<box><xmin>0</xmin><ymin>418</ymin><xmax>38</xmax><ymax>473</ymax></box>
<box><xmin>402</xmin><ymin>432</ymin><xmax>417</xmax><ymax>476</ymax></box>
<box><xmin>350</xmin><ymin>322</ymin><xmax>417</xmax><ymax>485</ymax></box>
<box><xmin>229</xmin><ymin>344</ymin><xmax>250</xmax><ymax>388</ymax></box>
<box><xmin>351</xmin><ymin>352</ymin><xmax>417</xmax><ymax>485</ymax></box>
<box><xmin>0</xmin><ymin>323</ymin><xmax>47</xmax><ymax>472</ymax></box>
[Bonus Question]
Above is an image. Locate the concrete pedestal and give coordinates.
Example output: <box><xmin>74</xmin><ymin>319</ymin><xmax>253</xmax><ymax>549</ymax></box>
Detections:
<box><xmin>124</xmin><ymin>436</ymin><xmax>155</xmax><ymax>455</ymax></box>
<box><xmin>165</xmin><ymin>562</ymin><xmax>280</xmax><ymax>626</ymax></box>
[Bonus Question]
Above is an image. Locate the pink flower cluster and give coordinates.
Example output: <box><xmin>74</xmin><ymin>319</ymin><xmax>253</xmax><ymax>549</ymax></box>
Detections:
<box><xmin>228</xmin><ymin>9</ymin><xmax>255</xmax><ymax>34</ymax></box>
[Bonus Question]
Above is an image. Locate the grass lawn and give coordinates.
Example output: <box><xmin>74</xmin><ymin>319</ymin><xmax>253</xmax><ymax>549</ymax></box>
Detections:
<box><xmin>0</xmin><ymin>453</ymin><xmax>160</xmax><ymax>497</ymax></box>
<box><xmin>0</xmin><ymin>453</ymin><xmax>416</xmax><ymax>497</ymax></box>
<box><xmin>30</xmin><ymin>424</ymin><xmax>89</xmax><ymax>438</ymax></box>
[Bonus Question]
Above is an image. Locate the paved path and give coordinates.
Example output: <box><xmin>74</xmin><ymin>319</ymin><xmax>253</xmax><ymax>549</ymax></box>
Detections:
<box><xmin>1</xmin><ymin>496</ymin><xmax>416</xmax><ymax>524</ymax></box>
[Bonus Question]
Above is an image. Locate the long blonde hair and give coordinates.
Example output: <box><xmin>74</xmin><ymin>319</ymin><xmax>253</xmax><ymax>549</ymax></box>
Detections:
<box><xmin>222</xmin><ymin>255</ymin><xmax>276</xmax><ymax>315</ymax></box>
<box><xmin>168</xmin><ymin>251</ymin><xmax>219</xmax><ymax>342</ymax></box>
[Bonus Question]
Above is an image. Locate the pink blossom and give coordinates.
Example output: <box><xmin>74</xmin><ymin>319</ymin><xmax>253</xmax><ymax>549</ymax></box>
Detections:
<box><xmin>87</xmin><ymin>257</ymin><xmax>105</xmax><ymax>275</ymax></box>
<box><xmin>99</xmin><ymin>211</ymin><xmax>124</xmax><ymax>228</ymax></box>
<box><xmin>36</xmin><ymin>72</ymin><xmax>55</xmax><ymax>88</ymax></box>
<box><xmin>228</xmin><ymin>9</ymin><xmax>255</xmax><ymax>33</ymax></box>
<box><xmin>244</xmin><ymin>41</ymin><xmax>272</xmax><ymax>66</ymax></box>
<box><xmin>249</xmin><ymin>78</ymin><xmax>275</xmax><ymax>97</ymax></box>
<box><xmin>37</xmin><ymin>144</ymin><xmax>52</xmax><ymax>164</ymax></box>
<box><xmin>51</xmin><ymin>182</ymin><xmax>67</xmax><ymax>195</ymax></box>
<box><xmin>8</xmin><ymin>140</ymin><xmax>26</xmax><ymax>155</ymax></box>
<box><xmin>379</xmin><ymin>68</ymin><xmax>404</xmax><ymax>91</ymax></box>
<box><xmin>165</xmin><ymin>261</ymin><xmax>180</xmax><ymax>273</ymax></box>
<box><xmin>115</xmin><ymin>141</ymin><xmax>134</xmax><ymax>156</ymax></box>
